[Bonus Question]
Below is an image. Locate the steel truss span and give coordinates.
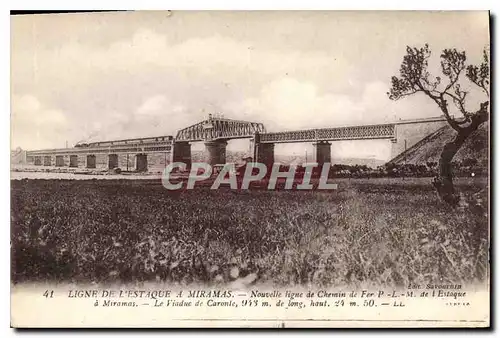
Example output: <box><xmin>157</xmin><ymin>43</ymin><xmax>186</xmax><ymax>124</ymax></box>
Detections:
<box><xmin>175</xmin><ymin>117</ymin><xmax>266</xmax><ymax>142</ymax></box>
<box><xmin>259</xmin><ymin>124</ymin><xmax>395</xmax><ymax>143</ymax></box>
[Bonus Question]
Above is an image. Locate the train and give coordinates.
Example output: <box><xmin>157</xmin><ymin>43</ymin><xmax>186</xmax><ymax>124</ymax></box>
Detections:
<box><xmin>74</xmin><ymin>135</ymin><xmax>174</xmax><ymax>148</ymax></box>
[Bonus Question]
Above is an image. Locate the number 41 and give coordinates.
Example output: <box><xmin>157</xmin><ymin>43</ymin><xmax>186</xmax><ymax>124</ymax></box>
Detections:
<box><xmin>43</xmin><ymin>290</ymin><xmax>54</xmax><ymax>298</ymax></box>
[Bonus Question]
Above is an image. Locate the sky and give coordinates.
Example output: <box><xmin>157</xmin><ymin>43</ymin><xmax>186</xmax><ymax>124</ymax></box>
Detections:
<box><xmin>10</xmin><ymin>11</ymin><xmax>489</xmax><ymax>160</ymax></box>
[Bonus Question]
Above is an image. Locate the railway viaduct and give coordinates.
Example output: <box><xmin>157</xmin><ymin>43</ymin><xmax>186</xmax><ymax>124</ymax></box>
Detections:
<box><xmin>23</xmin><ymin>115</ymin><xmax>448</xmax><ymax>172</ymax></box>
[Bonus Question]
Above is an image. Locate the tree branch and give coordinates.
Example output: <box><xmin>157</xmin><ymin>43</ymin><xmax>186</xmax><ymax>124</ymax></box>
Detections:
<box><xmin>442</xmin><ymin>92</ymin><xmax>469</xmax><ymax>120</ymax></box>
<box><xmin>466</xmin><ymin>48</ymin><xmax>490</xmax><ymax>98</ymax></box>
<box><xmin>464</xmin><ymin>101</ymin><xmax>489</xmax><ymax>134</ymax></box>
<box><xmin>388</xmin><ymin>45</ymin><xmax>488</xmax><ymax>135</ymax></box>
<box><xmin>443</xmin><ymin>70</ymin><xmax>461</xmax><ymax>93</ymax></box>
<box><xmin>440</xmin><ymin>102</ymin><xmax>464</xmax><ymax>132</ymax></box>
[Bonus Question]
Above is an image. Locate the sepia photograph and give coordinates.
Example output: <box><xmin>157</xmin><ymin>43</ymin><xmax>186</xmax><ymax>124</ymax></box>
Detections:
<box><xmin>9</xmin><ymin>10</ymin><xmax>490</xmax><ymax>328</ymax></box>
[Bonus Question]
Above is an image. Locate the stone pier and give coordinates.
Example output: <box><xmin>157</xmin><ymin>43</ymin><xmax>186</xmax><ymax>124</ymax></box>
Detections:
<box><xmin>86</xmin><ymin>155</ymin><xmax>96</xmax><ymax>169</ymax></box>
<box><xmin>172</xmin><ymin>142</ymin><xmax>192</xmax><ymax>169</ymax></box>
<box><xmin>314</xmin><ymin>141</ymin><xmax>331</xmax><ymax>166</ymax></box>
<box><xmin>254</xmin><ymin>142</ymin><xmax>275</xmax><ymax>168</ymax></box>
<box><xmin>135</xmin><ymin>154</ymin><xmax>148</xmax><ymax>172</ymax></box>
<box><xmin>204</xmin><ymin>140</ymin><xmax>227</xmax><ymax>166</ymax></box>
<box><xmin>69</xmin><ymin>155</ymin><xmax>79</xmax><ymax>167</ymax></box>
<box><xmin>108</xmin><ymin>154</ymin><xmax>119</xmax><ymax>169</ymax></box>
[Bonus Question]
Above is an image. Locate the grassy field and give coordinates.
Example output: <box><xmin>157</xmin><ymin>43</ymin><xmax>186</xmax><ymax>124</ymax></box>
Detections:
<box><xmin>11</xmin><ymin>177</ymin><xmax>489</xmax><ymax>288</ymax></box>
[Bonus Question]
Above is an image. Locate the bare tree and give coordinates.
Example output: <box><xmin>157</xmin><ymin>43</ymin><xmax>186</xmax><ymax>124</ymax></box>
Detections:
<box><xmin>388</xmin><ymin>44</ymin><xmax>489</xmax><ymax>205</ymax></box>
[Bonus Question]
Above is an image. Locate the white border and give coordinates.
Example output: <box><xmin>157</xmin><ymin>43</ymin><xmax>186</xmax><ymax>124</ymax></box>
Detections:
<box><xmin>2</xmin><ymin>2</ymin><xmax>498</xmax><ymax>337</ymax></box>
<box><xmin>3</xmin><ymin>1</ymin><xmax>498</xmax><ymax>10</ymax></box>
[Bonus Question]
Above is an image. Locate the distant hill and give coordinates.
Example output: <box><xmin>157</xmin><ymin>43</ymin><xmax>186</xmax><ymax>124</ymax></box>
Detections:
<box><xmin>272</xmin><ymin>155</ymin><xmax>385</xmax><ymax>168</ymax></box>
<box><xmin>391</xmin><ymin>121</ymin><xmax>489</xmax><ymax>166</ymax></box>
<box><xmin>192</xmin><ymin>150</ymin><xmax>385</xmax><ymax>168</ymax></box>
<box><xmin>192</xmin><ymin>150</ymin><xmax>252</xmax><ymax>165</ymax></box>
<box><xmin>333</xmin><ymin>158</ymin><xmax>387</xmax><ymax>168</ymax></box>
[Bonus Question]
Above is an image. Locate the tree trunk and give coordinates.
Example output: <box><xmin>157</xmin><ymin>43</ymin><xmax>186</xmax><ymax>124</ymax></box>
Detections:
<box><xmin>432</xmin><ymin>131</ymin><xmax>469</xmax><ymax>206</ymax></box>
